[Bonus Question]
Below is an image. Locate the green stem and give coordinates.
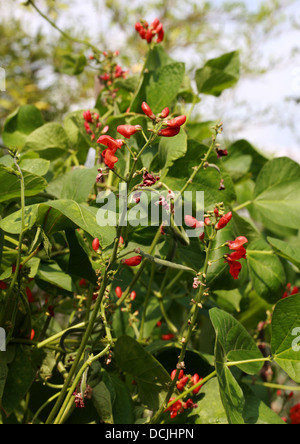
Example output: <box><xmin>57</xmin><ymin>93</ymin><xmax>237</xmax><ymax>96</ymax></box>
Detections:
<box><xmin>150</xmin><ymin>237</ymin><xmax>214</xmax><ymax>424</ymax></box>
<box><xmin>138</xmin><ymin>263</ymin><xmax>156</xmax><ymax>341</ymax></box>
<box><xmin>46</xmin><ymin>226</ymin><xmax>122</xmax><ymax>424</ymax></box>
<box><xmin>233</xmin><ymin>200</ymin><xmax>252</xmax><ymax>212</ymax></box>
<box><xmin>177</xmin><ymin>133</ymin><xmax>218</xmax><ymax>199</ymax></box>
<box><xmin>115</xmin><ymin>226</ymin><xmax>161</xmax><ymax>307</ymax></box>
<box><xmin>226</xmin><ymin>356</ymin><xmax>271</xmax><ymax>368</ymax></box>
<box><xmin>54</xmin><ymin>344</ymin><xmax>111</xmax><ymax>424</ymax></box>
<box><xmin>166</xmin><ymin>370</ymin><xmax>217</xmax><ymax>410</ymax></box>
<box><xmin>245</xmin><ymin>379</ymin><xmax>300</xmax><ymax>392</ymax></box>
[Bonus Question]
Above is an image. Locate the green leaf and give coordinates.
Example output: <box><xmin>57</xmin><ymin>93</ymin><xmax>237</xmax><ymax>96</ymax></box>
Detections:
<box><xmin>271</xmin><ymin>294</ymin><xmax>300</xmax><ymax>383</ymax></box>
<box><xmin>195</xmin><ymin>51</ymin><xmax>240</xmax><ymax>97</ymax></box>
<box><xmin>0</xmin><ymin>165</ymin><xmax>47</xmax><ymax>203</ymax></box>
<box><xmin>158</xmin><ymin>129</ymin><xmax>187</xmax><ymax>177</ymax></box>
<box><xmin>267</xmin><ymin>237</ymin><xmax>300</xmax><ymax>271</ymax></box>
<box><xmin>0</xmin><ymin>345</ymin><xmax>36</xmax><ymax>416</ymax></box>
<box><xmin>223</xmin><ymin>139</ymin><xmax>268</xmax><ymax>181</ymax></box>
<box><xmin>146</xmin><ymin>62</ymin><xmax>185</xmax><ymax>114</ymax></box>
<box><xmin>47</xmin><ymin>167</ymin><xmax>98</xmax><ymax>203</ymax></box>
<box><xmin>23</xmin><ymin>123</ymin><xmax>70</xmax><ymax>160</ymax></box>
<box><xmin>19</xmin><ymin>158</ymin><xmax>50</xmax><ymax>177</ymax></box>
<box><xmin>0</xmin><ymin>204</ymin><xmax>39</xmax><ymax>234</ymax></box>
<box><xmin>2</xmin><ymin>105</ymin><xmax>44</xmax><ymax>148</ymax></box>
<box><xmin>246</xmin><ymin>239</ymin><xmax>285</xmax><ymax>304</ymax></box>
<box><xmin>210</xmin><ymin>308</ymin><xmax>267</xmax><ymax>424</ymax></box>
<box><xmin>165</xmin><ymin>140</ymin><xmax>236</xmax><ymax>207</ymax></box>
<box><xmin>37</xmin><ymin>262</ymin><xmax>76</xmax><ymax>292</ymax></box>
<box><xmin>40</xmin><ymin>200</ymin><xmax>115</xmax><ymax>249</ymax></box>
<box><xmin>66</xmin><ymin>230</ymin><xmax>97</xmax><ymax>284</ymax></box>
<box><xmin>114</xmin><ymin>335</ymin><xmax>171</xmax><ymax>410</ymax></box>
<box><xmin>138</xmin><ymin>249</ymin><xmax>196</xmax><ymax>273</ymax></box>
<box><xmin>92</xmin><ymin>381</ymin><xmax>114</xmax><ymax>424</ymax></box>
<box><xmin>192</xmin><ymin>378</ymin><xmax>228</xmax><ymax>424</ymax></box>
<box><xmin>102</xmin><ymin>373</ymin><xmax>134</xmax><ymax>424</ymax></box>
<box><xmin>210</xmin><ymin>307</ymin><xmax>264</xmax><ymax>375</ymax></box>
<box><xmin>251</xmin><ymin>157</ymin><xmax>300</xmax><ymax>231</ymax></box>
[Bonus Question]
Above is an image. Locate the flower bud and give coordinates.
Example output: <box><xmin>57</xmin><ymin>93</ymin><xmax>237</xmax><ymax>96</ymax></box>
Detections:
<box><xmin>122</xmin><ymin>256</ymin><xmax>142</xmax><ymax>267</ymax></box>
<box><xmin>141</xmin><ymin>102</ymin><xmax>156</xmax><ymax>120</ymax></box>
<box><xmin>216</xmin><ymin>211</ymin><xmax>232</xmax><ymax>230</ymax></box>
<box><xmin>92</xmin><ymin>238</ymin><xmax>100</xmax><ymax>251</ymax></box>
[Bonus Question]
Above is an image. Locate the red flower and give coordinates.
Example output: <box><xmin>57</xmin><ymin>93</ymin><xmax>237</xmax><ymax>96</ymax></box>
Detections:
<box><xmin>0</xmin><ymin>281</ymin><xmax>7</xmax><ymax>290</ymax></box>
<box><xmin>122</xmin><ymin>256</ymin><xmax>143</xmax><ymax>267</ymax></box>
<box><xmin>227</xmin><ymin>260</ymin><xmax>242</xmax><ymax>280</ymax></box>
<box><xmin>165</xmin><ymin>115</ymin><xmax>187</xmax><ymax>128</ymax></box>
<box><xmin>92</xmin><ymin>238</ymin><xmax>100</xmax><ymax>251</ymax></box>
<box><xmin>226</xmin><ymin>247</ymin><xmax>247</xmax><ymax>261</ymax></box>
<box><xmin>117</xmin><ymin>124</ymin><xmax>142</xmax><ymax>139</ymax></box>
<box><xmin>161</xmin><ymin>333</ymin><xmax>175</xmax><ymax>341</ymax></box>
<box><xmin>135</xmin><ymin>19</ymin><xmax>164</xmax><ymax>44</ymax></box>
<box><xmin>191</xmin><ymin>373</ymin><xmax>203</xmax><ymax>395</ymax></box>
<box><xmin>159</xmin><ymin>107</ymin><xmax>170</xmax><ymax>118</ymax></box>
<box><xmin>184</xmin><ymin>215</ymin><xmax>203</xmax><ymax>229</ymax></box>
<box><xmin>130</xmin><ymin>291</ymin><xmax>137</xmax><ymax>301</ymax></box>
<box><xmin>228</xmin><ymin>236</ymin><xmax>248</xmax><ymax>250</ymax></box>
<box><xmin>176</xmin><ymin>376</ymin><xmax>189</xmax><ymax>391</ymax></box>
<box><xmin>171</xmin><ymin>369</ymin><xmax>184</xmax><ymax>381</ymax></box>
<box><xmin>83</xmin><ymin>110</ymin><xmax>93</xmax><ymax>122</ymax></box>
<box><xmin>158</xmin><ymin>127</ymin><xmax>181</xmax><ymax>137</ymax></box>
<box><xmin>102</xmin><ymin>148</ymin><xmax>119</xmax><ymax>169</ymax></box>
<box><xmin>216</xmin><ymin>211</ymin><xmax>232</xmax><ymax>230</ymax></box>
<box><xmin>79</xmin><ymin>279</ymin><xmax>87</xmax><ymax>287</ymax></box>
<box><xmin>290</xmin><ymin>403</ymin><xmax>300</xmax><ymax>424</ymax></box>
<box><xmin>141</xmin><ymin>102</ymin><xmax>156</xmax><ymax>120</ymax></box>
<box><xmin>282</xmin><ymin>283</ymin><xmax>299</xmax><ymax>299</ymax></box>
<box><xmin>224</xmin><ymin>235</ymin><xmax>248</xmax><ymax>280</ymax></box>
<box><xmin>115</xmin><ymin>286</ymin><xmax>123</xmax><ymax>298</ymax></box>
<box><xmin>166</xmin><ymin>398</ymin><xmax>184</xmax><ymax>419</ymax></box>
<box><xmin>26</xmin><ymin>287</ymin><xmax>34</xmax><ymax>303</ymax></box>
<box><xmin>97</xmin><ymin>135</ymin><xmax>124</xmax><ymax>152</ymax></box>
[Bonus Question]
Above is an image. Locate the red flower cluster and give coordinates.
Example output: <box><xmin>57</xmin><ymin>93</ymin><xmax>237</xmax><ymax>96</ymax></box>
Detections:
<box><xmin>141</xmin><ymin>101</ymin><xmax>186</xmax><ymax>137</ymax></box>
<box><xmin>135</xmin><ymin>18</ymin><xmax>164</xmax><ymax>44</ymax></box>
<box><xmin>99</xmin><ymin>64</ymin><xmax>128</xmax><ymax>85</ymax></box>
<box><xmin>166</xmin><ymin>370</ymin><xmax>201</xmax><ymax>419</ymax></box>
<box><xmin>171</xmin><ymin>370</ymin><xmax>203</xmax><ymax>395</ymax></box>
<box><xmin>225</xmin><ymin>236</ymin><xmax>248</xmax><ymax>280</ymax></box>
<box><xmin>282</xmin><ymin>283</ymin><xmax>299</xmax><ymax>299</ymax></box>
<box><xmin>83</xmin><ymin>110</ymin><xmax>109</xmax><ymax>142</ymax></box>
<box><xmin>97</xmin><ymin>135</ymin><xmax>124</xmax><ymax>169</ymax></box>
<box><xmin>166</xmin><ymin>397</ymin><xmax>197</xmax><ymax>419</ymax></box>
<box><xmin>290</xmin><ymin>403</ymin><xmax>300</xmax><ymax>424</ymax></box>
<box><xmin>158</xmin><ymin>115</ymin><xmax>187</xmax><ymax>137</ymax></box>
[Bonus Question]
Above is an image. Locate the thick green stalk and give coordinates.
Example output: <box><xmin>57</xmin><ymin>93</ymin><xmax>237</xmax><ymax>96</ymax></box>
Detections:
<box><xmin>46</xmin><ymin>227</ymin><xmax>122</xmax><ymax>424</ymax></box>
<box><xmin>150</xmin><ymin>238</ymin><xmax>214</xmax><ymax>424</ymax></box>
